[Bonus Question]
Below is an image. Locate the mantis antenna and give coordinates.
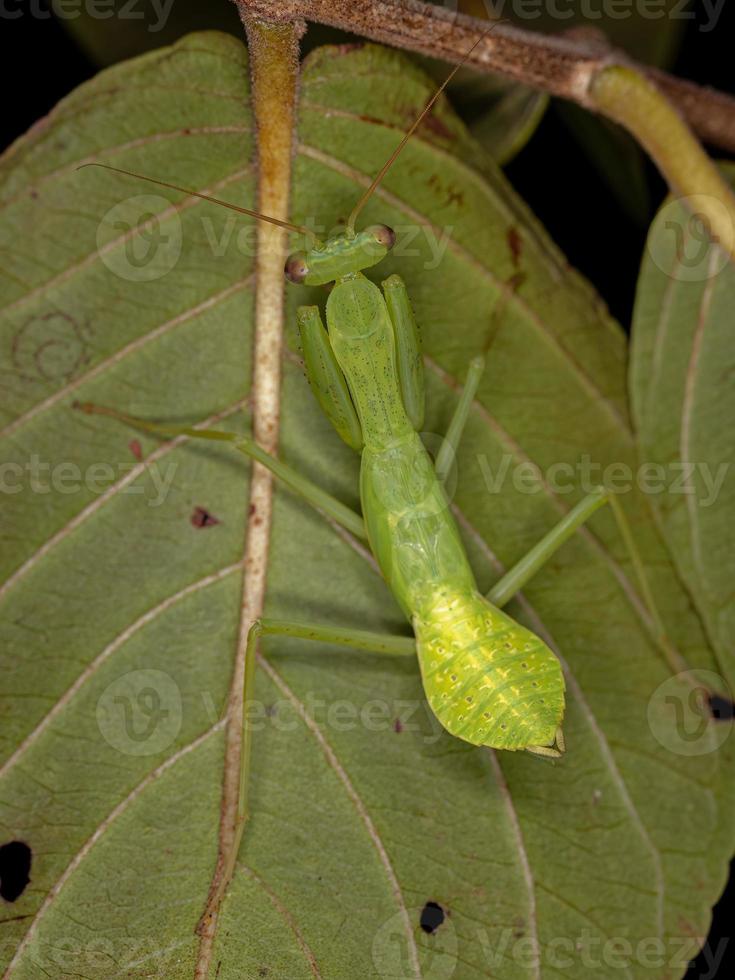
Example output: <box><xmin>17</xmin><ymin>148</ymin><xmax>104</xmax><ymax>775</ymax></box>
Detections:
<box><xmin>77</xmin><ymin>162</ymin><xmax>320</xmax><ymax>245</ymax></box>
<box><xmin>346</xmin><ymin>22</ymin><xmax>502</xmax><ymax>236</ymax></box>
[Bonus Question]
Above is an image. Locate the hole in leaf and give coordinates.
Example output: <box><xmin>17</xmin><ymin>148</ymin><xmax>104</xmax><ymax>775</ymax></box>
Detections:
<box><xmin>708</xmin><ymin>693</ymin><xmax>735</xmax><ymax>721</ymax></box>
<box><xmin>0</xmin><ymin>841</ymin><xmax>31</xmax><ymax>902</ymax></box>
<box><xmin>420</xmin><ymin>901</ymin><xmax>446</xmax><ymax>934</ymax></box>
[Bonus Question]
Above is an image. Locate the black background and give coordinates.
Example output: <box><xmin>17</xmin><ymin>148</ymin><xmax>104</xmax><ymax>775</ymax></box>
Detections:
<box><xmin>0</xmin><ymin>2</ymin><xmax>732</xmax><ymax>977</ymax></box>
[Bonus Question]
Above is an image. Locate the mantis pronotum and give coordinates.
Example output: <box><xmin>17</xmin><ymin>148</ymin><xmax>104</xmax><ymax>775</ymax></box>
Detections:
<box><xmin>77</xmin><ymin>29</ymin><xmax>666</xmax><ymax>912</ymax></box>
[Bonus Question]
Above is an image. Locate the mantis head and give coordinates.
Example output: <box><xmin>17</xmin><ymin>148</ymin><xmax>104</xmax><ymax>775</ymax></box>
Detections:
<box><xmin>284</xmin><ymin>224</ymin><xmax>396</xmax><ymax>286</ymax></box>
<box><xmin>79</xmin><ymin>28</ymin><xmax>496</xmax><ymax>289</ymax></box>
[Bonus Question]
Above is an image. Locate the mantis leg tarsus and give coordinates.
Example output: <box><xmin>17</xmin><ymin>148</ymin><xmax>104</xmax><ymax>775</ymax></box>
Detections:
<box><xmin>525</xmin><ymin>725</ymin><xmax>565</xmax><ymax>760</ymax></box>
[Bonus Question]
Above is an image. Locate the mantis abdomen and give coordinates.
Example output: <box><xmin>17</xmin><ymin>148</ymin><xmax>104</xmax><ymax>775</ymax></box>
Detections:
<box><xmin>361</xmin><ymin>432</ymin><xmax>565</xmax><ymax>751</ymax></box>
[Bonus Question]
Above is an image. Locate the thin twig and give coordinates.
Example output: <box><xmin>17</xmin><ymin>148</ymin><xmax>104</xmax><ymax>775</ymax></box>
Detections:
<box><xmin>234</xmin><ymin>0</ymin><xmax>735</xmax><ymax>154</ymax></box>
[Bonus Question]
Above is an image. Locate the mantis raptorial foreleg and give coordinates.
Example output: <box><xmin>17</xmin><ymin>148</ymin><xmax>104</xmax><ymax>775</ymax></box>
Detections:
<box><xmin>381</xmin><ymin>274</ymin><xmax>425</xmax><ymax>432</ymax></box>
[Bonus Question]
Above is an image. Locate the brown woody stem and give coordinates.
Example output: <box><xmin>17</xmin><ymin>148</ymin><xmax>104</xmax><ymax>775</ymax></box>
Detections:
<box><xmin>236</xmin><ymin>0</ymin><xmax>735</xmax><ymax>263</ymax></box>
<box><xmin>234</xmin><ymin>0</ymin><xmax>735</xmax><ymax>155</ymax></box>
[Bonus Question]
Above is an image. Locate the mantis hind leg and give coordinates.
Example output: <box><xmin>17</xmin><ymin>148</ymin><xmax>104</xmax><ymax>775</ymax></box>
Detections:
<box><xmin>483</xmin><ymin>488</ymin><xmax>668</xmax><ymax>761</ymax></box>
<box><xmin>74</xmin><ymin>401</ymin><xmax>366</xmax><ymax>539</ymax></box>
<box><xmin>220</xmin><ymin>618</ymin><xmax>415</xmax><ymax>896</ymax></box>
<box><xmin>487</xmin><ymin>486</ymin><xmax>666</xmax><ymax>648</ymax></box>
<box><xmin>487</xmin><ymin>488</ymin><xmax>612</xmax><ymax>608</ymax></box>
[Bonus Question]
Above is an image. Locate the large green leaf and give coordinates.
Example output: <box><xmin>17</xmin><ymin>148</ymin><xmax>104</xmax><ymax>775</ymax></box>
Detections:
<box><xmin>630</xmin><ymin>171</ymin><xmax>735</xmax><ymax>692</ymax></box>
<box><xmin>1</xmin><ymin>32</ymin><xmax>732</xmax><ymax>980</ymax></box>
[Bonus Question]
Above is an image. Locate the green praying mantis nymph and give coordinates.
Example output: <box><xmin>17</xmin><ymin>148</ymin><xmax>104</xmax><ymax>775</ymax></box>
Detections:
<box><xmin>77</xmin><ymin>31</ymin><xmax>667</xmax><ymax>903</ymax></box>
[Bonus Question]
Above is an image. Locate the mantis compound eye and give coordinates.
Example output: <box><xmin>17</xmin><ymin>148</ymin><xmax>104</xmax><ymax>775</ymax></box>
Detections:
<box><xmin>367</xmin><ymin>224</ymin><xmax>396</xmax><ymax>250</ymax></box>
<box><xmin>285</xmin><ymin>252</ymin><xmax>310</xmax><ymax>284</ymax></box>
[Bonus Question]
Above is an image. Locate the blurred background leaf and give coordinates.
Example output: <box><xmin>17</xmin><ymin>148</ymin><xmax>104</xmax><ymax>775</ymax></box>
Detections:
<box><xmin>630</xmin><ymin>166</ymin><xmax>735</xmax><ymax>692</ymax></box>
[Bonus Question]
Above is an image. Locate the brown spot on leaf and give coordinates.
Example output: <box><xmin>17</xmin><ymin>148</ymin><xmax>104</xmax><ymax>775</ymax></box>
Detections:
<box><xmin>676</xmin><ymin>916</ymin><xmax>701</xmax><ymax>939</ymax></box>
<box><xmin>358</xmin><ymin>114</ymin><xmax>388</xmax><ymax>127</ymax></box>
<box><xmin>191</xmin><ymin>506</ymin><xmax>220</xmax><ymax>529</ymax></box>
<box><xmin>421</xmin><ymin>114</ymin><xmax>454</xmax><ymax>141</ymax></box>
<box><xmin>507</xmin><ymin>227</ymin><xmax>523</xmax><ymax>267</ymax></box>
